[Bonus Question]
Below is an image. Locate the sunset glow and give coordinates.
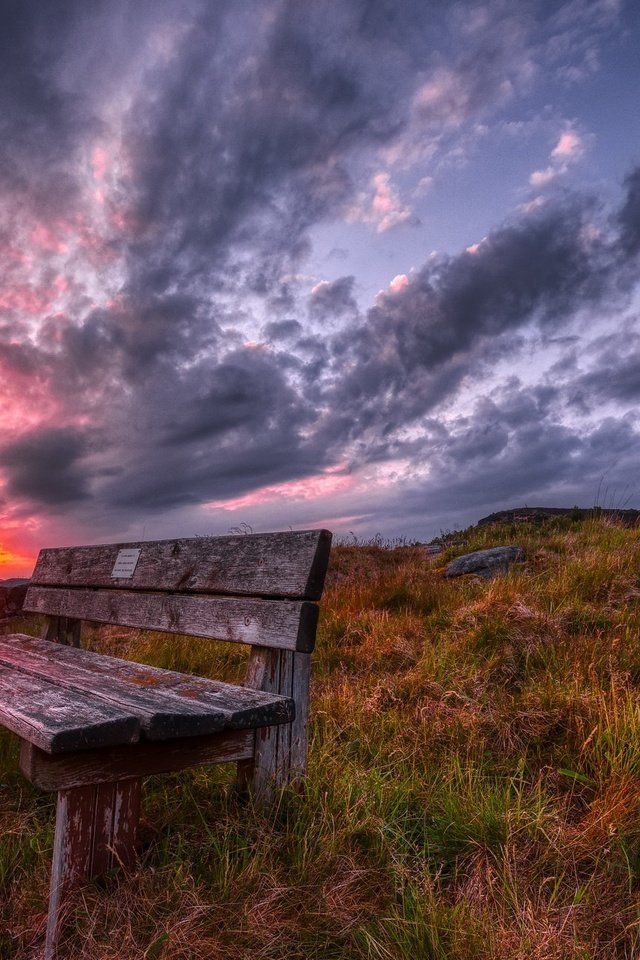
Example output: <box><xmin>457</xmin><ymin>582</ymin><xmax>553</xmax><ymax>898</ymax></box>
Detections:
<box><xmin>0</xmin><ymin>543</ymin><xmax>36</xmax><ymax>579</ymax></box>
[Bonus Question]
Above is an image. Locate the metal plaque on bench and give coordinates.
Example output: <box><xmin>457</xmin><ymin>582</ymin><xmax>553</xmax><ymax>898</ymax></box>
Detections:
<box><xmin>111</xmin><ymin>548</ymin><xmax>141</xmax><ymax>579</ymax></box>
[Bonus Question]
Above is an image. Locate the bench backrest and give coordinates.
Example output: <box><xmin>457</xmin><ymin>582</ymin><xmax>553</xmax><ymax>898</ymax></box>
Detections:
<box><xmin>24</xmin><ymin>530</ymin><xmax>332</xmax><ymax>653</ymax></box>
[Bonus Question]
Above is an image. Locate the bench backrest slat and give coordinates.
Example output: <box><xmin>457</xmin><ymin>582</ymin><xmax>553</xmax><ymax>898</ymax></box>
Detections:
<box><xmin>29</xmin><ymin>530</ymin><xmax>332</xmax><ymax>600</ymax></box>
<box><xmin>24</xmin><ymin>587</ymin><xmax>318</xmax><ymax>652</ymax></box>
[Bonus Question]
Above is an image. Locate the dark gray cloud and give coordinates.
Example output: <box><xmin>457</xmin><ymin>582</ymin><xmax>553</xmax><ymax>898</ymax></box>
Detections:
<box><xmin>5</xmin><ymin>168</ymin><xmax>640</xmax><ymax>519</ymax></box>
<box><xmin>308</xmin><ymin>276</ymin><xmax>359</xmax><ymax>320</ymax></box>
<box><xmin>262</xmin><ymin>320</ymin><xmax>303</xmax><ymax>342</ymax></box>
<box><xmin>0</xmin><ymin>0</ymin><xmax>638</xmax><ymax>538</ymax></box>
<box><xmin>617</xmin><ymin>167</ymin><xmax>640</xmax><ymax>257</ymax></box>
<box><xmin>378</xmin><ymin>379</ymin><xmax>640</xmax><ymax>532</ymax></box>
<box><xmin>322</xmin><ymin>195</ymin><xmax>631</xmax><ymax>458</ymax></box>
<box><xmin>0</xmin><ymin>427</ymin><xmax>91</xmax><ymax>504</ymax></box>
<box><xmin>562</xmin><ymin>327</ymin><xmax>640</xmax><ymax>410</ymax></box>
<box><xmin>119</xmin><ymin>0</ymin><xmax>427</xmax><ymax>305</ymax></box>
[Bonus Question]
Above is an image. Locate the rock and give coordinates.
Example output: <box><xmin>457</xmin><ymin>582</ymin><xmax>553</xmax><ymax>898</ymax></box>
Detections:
<box><xmin>445</xmin><ymin>546</ymin><xmax>524</xmax><ymax>580</ymax></box>
<box><xmin>0</xmin><ymin>579</ymin><xmax>30</xmax><ymax>620</ymax></box>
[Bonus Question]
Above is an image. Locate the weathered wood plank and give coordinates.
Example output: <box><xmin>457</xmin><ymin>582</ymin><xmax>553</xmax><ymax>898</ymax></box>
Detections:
<box><xmin>24</xmin><ymin>587</ymin><xmax>319</xmax><ymax>652</ymax></box>
<box><xmin>30</xmin><ymin>530</ymin><xmax>332</xmax><ymax>600</ymax></box>
<box><xmin>88</xmin><ymin>779</ymin><xmax>141</xmax><ymax>873</ymax></box>
<box><xmin>0</xmin><ymin>665</ymin><xmax>139</xmax><ymax>753</ymax></box>
<box><xmin>275</xmin><ymin>650</ymin><xmax>294</xmax><ymax>784</ymax></box>
<box><xmin>0</xmin><ymin>636</ymin><xmax>229</xmax><ymax>739</ymax></box>
<box><xmin>90</xmin><ymin>782</ymin><xmax>117</xmax><ymax>875</ymax></box>
<box><xmin>20</xmin><ymin>730</ymin><xmax>254</xmax><ymax>790</ymax></box>
<box><xmin>44</xmin><ymin>778</ymin><xmax>142</xmax><ymax>958</ymax></box>
<box><xmin>45</xmin><ymin>786</ymin><xmax>96</xmax><ymax>960</ymax></box>
<box><xmin>2</xmin><ymin>634</ymin><xmax>294</xmax><ymax>736</ymax></box>
<box><xmin>240</xmin><ymin>648</ymin><xmax>292</xmax><ymax>798</ymax></box>
<box><xmin>110</xmin><ymin>778</ymin><xmax>141</xmax><ymax>870</ymax></box>
<box><xmin>239</xmin><ymin>647</ymin><xmax>311</xmax><ymax>796</ymax></box>
<box><xmin>290</xmin><ymin>652</ymin><xmax>311</xmax><ymax>779</ymax></box>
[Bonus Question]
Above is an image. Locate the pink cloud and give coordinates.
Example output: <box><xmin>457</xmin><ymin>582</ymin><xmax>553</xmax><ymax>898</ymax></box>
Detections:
<box><xmin>206</xmin><ymin>469</ymin><xmax>354</xmax><ymax>511</ymax></box>
<box><xmin>389</xmin><ymin>274</ymin><xmax>409</xmax><ymax>293</ymax></box>
<box><xmin>346</xmin><ymin>172</ymin><xmax>414</xmax><ymax>233</ymax></box>
<box><xmin>30</xmin><ymin>223</ymin><xmax>69</xmax><ymax>254</ymax></box>
<box><xmin>0</xmin><ymin>283</ymin><xmax>57</xmax><ymax>316</ymax></box>
<box><xmin>529</xmin><ymin>128</ymin><xmax>587</xmax><ymax>189</ymax></box>
<box><xmin>551</xmin><ymin>130</ymin><xmax>584</xmax><ymax>162</ymax></box>
<box><xmin>529</xmin><ymin>165</ymin><xmax>557</xmax><ymax>188</ymax></box>
<box><xmin>91</xmin><ymin>146</ymin><xmax>109</xmax><ymax>181</ymax></box>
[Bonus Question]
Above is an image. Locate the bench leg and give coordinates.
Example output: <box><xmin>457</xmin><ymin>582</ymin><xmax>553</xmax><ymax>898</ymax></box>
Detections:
<box><xmin>42</xmin><ymin>615</ymin><xmax>81</xmax><ymax>647</ymax></box>
<box><xmin>45</xmin><ymin>778</ymin><xmax>141</xmax><ymax>959</ymax></box>
<box><xmin>239</xmin><ymin>648</ymin><xmax>310</xmax><ymax>800</ymax></box>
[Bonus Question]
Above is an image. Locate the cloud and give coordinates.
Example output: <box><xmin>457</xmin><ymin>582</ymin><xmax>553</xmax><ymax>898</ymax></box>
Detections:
<box><xmin>0</xmin><ymin>427</ymin><xmax>92</xmax><ymax>505</ymax></box>
<box><xmin>617</xmin><ymin>167</ymin><xmax>640</xmax><ymax>256</ymax></box>
<box><xmin>327</xmin><ymin>191</ymin><xmax>631</xmax><ymax>452</ymax></box>
<box><xmin>529</xmin><ymin>126</ymin><xmax>587</xmax><ymax>187</ymax></box>
<box><xmin>551</xmin><ymin>129</ymin><xmax>585</xmax><ymax>161</ymax></box>
<box><xmin>388</xmin><ymin>274</ymin><xmax>409</xmax><ymax>294</ymax></box>
<box><xmin>564</xmin><ymin>327</ymin><xmax>640</xmax><ymax>410</ymax></box>
<box><xmin>360</xmin><ymin>377</ymin><xmax>640</xmax><ymax>536</ymax></box>
<box><xmin>346</xmin><ymin>172</ymin><xmax>416</xmax><ymax>233</ymax></box>
<box><xmin>0</xmin><ymin>0</ymin><xmax>637</xmax><ymax>556</ymax></box>
<box><xmin>262</xmin><ymin>319</ymin><xmax>303</xmax><ymax>341</ymax></box>
<box><xmin>309</xmin><ymin>276</ymin><xmax>358</xmax><ymax>317</ymax></box>
<box><xmin>530</xmin><ymin>166</ymin><xmax>558</xmax><ymax>188</ymax></box>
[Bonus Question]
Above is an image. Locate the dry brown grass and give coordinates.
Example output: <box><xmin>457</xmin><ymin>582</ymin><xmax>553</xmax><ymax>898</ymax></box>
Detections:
<box><xmin>1</xmin><ymin>517</ymin><xmax>640</xmax><ymax>957</ymax></box>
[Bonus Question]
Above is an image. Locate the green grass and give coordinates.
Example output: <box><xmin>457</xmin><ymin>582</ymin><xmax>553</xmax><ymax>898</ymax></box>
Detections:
<box><xmin>2</xmin><ymin>518</ymin><xmax>640</xmax><ymax>957</ymax></box>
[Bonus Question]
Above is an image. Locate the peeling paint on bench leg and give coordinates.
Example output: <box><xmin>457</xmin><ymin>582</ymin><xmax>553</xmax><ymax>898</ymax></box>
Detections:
<box><xmin>45</xmin><ymin>780</ymin><xmax>142</xmax><ymax>958</ymax></box>
<box><xmin>111</xmin><ymin>778</ymin><xmax>141</xmax><ymax>870</ymax></box>
<box><xmin>45</xmin><ymin>786</ymin><xmax>95</xmax><ymax>960</ymax></box>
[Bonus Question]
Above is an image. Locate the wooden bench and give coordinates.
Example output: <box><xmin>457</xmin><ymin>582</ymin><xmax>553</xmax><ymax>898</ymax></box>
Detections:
<box><xmin>1</xmin><ymin>529</ymin><xmax>331</xmax><ymax>958</ymax></box>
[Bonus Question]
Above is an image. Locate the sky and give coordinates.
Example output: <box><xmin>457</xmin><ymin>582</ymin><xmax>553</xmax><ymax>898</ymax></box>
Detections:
<box><xmin>1</xmin><ymin>0</ymin><xmax>640</xmax><ymax>576</ymax></box>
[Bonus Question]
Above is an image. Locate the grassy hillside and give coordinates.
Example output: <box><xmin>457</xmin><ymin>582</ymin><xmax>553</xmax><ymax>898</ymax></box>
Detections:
<box><xmin>1</xmin><ymin>517</ymin><xmax>640</xmax><ymax>958</ymax></box>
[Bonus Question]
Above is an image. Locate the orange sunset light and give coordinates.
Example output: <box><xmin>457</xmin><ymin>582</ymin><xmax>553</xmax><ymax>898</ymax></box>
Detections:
<box><xmin>0</xmin><ymin>543</ymin><xmax>36</xmax><ymax>580</ymax></box>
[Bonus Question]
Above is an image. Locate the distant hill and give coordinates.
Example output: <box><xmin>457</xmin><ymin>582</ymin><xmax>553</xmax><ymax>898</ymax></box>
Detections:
<box><xmin>477</xmin><ymin>506</ymin><xmax>640</xmax><ymax>526</ymax></box>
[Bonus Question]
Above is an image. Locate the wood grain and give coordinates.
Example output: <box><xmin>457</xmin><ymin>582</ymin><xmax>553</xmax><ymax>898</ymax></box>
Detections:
<box><xmin>90</xmin><ymin>782</ymin><xmax>118</xmax><ymax>875</ymax></box>
<box><xmin>24</xmin><ymin>586</ymin><xmax>319</xmax><ymax>652</ymax></box>
<box><xmin>44</xmin><ymin>779</ymin><xmax>142</xmax><ymax>958</ymax></box>
<box><xmin>0</xmin><ymin>664</ymin><xmax>140</xmax><ymax>753</ymax></box>
<box><xmin>110</xmin><ymin>778</ymin><xmax>141</xmax><ymax>870</ymax></box>
<box><xmin>1</xmin><ymin>635</ymin><xmax>294</xmax><ymax>741</ymax></box>
<box><xmin>289</xmin><ymin>652</ymin><xmax>311</xmax><ymax>778</ymax></box>
<box><xmin>20</xmin><ymin>730</ymin><xmax>255</xmax><ymax>790</ymax></box>
<box><xmin>239</xmin><ymin>646</ymin><xmax>312</xmax><ymax>797</ymax></box>
<box><xmin>31</xmin><ymin>529</ymin><xmax>332</xmax><ymax>600</ymax></box>
<box><xmin>46</xmin><ymin>786</ymin><xmax>96</xmax><ymax>960</ymax></box>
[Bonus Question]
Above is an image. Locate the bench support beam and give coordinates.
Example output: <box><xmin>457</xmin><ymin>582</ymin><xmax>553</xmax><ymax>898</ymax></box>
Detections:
<box><xmin>20</xmin><ymin>730</ymin><xmax>254</xmax><ymax>791</ymax></box>
<box><xmin>239</xmin><ymin>647</ymin><xmax>311</xmax><ymax>799</ymax></box>
<box><xmin>45</xmin><ymin>779</ymin><xmax>141</xmax><ymax>959</ymax></box>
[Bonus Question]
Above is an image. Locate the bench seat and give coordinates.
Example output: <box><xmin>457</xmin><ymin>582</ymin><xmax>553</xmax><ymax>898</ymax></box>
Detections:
<box><xmin>0</xmin><ymin>634</ymin><xmax>294</xmax><ymax>754</ymax></box>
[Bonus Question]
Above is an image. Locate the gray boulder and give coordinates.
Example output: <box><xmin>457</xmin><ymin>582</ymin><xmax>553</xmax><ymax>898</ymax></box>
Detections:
<box><xmin>445</xmin><ymin>546</ymin><xmax>524</xmax><ymax>580</ymax></box>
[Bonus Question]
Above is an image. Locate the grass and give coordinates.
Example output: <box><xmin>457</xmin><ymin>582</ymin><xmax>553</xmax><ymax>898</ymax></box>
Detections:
<box><xmin>1</xmin><ymin>517</ymin><xmax>640</xmax><ymax>957</ymax></box>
